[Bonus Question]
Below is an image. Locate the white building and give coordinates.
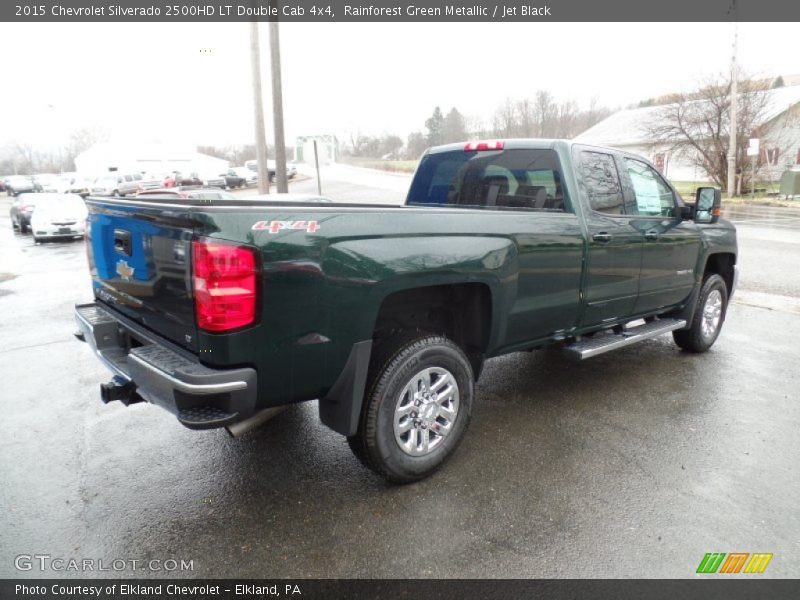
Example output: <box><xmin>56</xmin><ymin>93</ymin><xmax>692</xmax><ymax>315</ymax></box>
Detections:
<box><xmin>574</xmin><ymin>85</ymin><xmax>800</xmax><ymax>183</ymax></box>
<box><xmin>74</xmin><ymin>143</ymin><xmax>229</xmax><ymax>177</ymax></box>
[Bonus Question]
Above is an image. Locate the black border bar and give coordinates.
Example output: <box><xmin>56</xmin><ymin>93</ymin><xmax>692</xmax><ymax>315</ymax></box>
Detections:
<box><xmin>3</xmin><ymin>579</ymin><xmax>800</xmax><ymax>600</ymax></box>
<box><xmin>3</xmin><ymin>0</ymin><xmax>800</xmax><ymax>22</ymax></box>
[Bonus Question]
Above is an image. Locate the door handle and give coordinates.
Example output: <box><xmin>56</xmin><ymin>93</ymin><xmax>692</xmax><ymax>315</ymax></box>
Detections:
<box><xmin>592</xmin><ymin>232</ymin><xmax>612</xmax><ymax>243</ymax></box>
<box><xmin>644</xmin><ymin>230</ymin><xmax>659</xmax><ymax>241</ymax></box>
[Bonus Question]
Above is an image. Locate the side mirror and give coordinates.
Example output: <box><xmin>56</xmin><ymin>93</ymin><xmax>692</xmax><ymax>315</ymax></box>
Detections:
<box><xmin>694</xmin><ymin>187</ymin><xmax>722</xmax><ymax>224</ymax></box>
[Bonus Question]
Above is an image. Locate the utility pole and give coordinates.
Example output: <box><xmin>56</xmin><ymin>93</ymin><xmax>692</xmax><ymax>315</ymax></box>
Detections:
<box><xmin>250</xmin><ymin>22</ymin><xmax>270</xmax><ymax>194</ymax></box>
<box><xmin>726</xmin><ymin>23</ymin><xmax>738</xmax><ymax>198</ymax></box>
<box><xmin>269</xmin><ymin>21</ymin><xmax>288</xmax><ymax>193</ymax></box>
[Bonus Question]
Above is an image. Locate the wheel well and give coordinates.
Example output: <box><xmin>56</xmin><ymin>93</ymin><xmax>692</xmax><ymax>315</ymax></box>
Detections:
<box><xmin>372</xmin><ymin>283</ymin><xmax>492</xmax><ymax>376</ymax></box>
<box><xmin>704</xmin><ymin>253</ymin><xmax>736</xmax><ymax>295</ymax></box>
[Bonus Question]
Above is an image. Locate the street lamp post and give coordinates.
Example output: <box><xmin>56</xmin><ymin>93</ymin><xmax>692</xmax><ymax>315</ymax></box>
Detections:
<box><xmin>250</xmin><ymin>22</ymin><xmax>270</xmax><ymax>195</ymax></box>
<box><xmin>727</xmin><ymin>25</ymin><xmax>738</xmax><ymax>198</ymax></box>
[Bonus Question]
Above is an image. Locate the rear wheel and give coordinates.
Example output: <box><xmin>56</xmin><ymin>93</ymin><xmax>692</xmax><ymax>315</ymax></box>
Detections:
<box><xmin>348</xmin><ymin>333</ymin><xmax>474</xmax><ymax>484</ymax></box>
<box><xmin>20</xmin><ymin>220</ymin><xmax>28</xmax><ymax>234</ymax></box>
<box><xmin>673</xmin><ymin>273</ymin><xmax>728</xmax><ymax>353</ymax></box>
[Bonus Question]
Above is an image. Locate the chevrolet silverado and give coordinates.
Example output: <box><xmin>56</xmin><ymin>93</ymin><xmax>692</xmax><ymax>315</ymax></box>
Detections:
<box><xmin>74</xmin><ymin>139</ymin><xmax>737</xmax><ymax>483</ymax></box>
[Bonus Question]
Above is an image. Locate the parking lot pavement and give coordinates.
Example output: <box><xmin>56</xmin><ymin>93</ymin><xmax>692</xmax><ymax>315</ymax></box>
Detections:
<box><xmin>0</xmin><ymin>191</ymin><xmax>798</xmax><ymax>579</ymax></box>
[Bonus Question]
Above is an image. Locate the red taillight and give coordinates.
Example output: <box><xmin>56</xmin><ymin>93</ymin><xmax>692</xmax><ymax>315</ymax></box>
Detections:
<box><xmin>464</xmin><ymin>140</ymin><xmax>505</xmax><ymax>152</ymax></box>
<box><xmin>192</xmin><ymin>239</ymin><xmax>257</xmax><ymax>332</ymax></box>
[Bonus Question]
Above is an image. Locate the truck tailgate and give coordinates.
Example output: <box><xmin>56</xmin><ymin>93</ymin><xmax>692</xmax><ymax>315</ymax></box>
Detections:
<box><xmin>86</xmin><ymin>198</ymin><xmax>198</xmax><ymax>352</ymax></box>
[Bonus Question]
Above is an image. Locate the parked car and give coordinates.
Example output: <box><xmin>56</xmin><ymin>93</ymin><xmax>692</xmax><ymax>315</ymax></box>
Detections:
<box><xmin>9</xmin><ymin>193</ymin><xmax>38</xmax><ymax>233</ymax></box>
<box><xmin>75</xmin><ymin>139</ymin><xmax>737</xmax><ymax>483</ymax></box>
<box><xmin>163</xmin><ymin>171</ymin><xmax>203</xmax><ymax>187</ymax></box>
<box><xmin>29</xmin><ymin>193</ymin><xmax>87</xmax><ymax>243</ymax></box>
<box><xmin>44</xmin><ymin>173</ymin><xmax>93</xmax><ymax>197</ymax></box>
<box><xmin>89</xmin><ymin>173</ymin><xmax>158</xmax><ymax>197</ymax></box>
<box><xmin>222</xmin><ymin>169</ymin><xmax>249</xmax><ymax>189</ymax></box>
<box><xmin>233</xmin><ymin>166</ymin><xmax>258</xmax><ymax>186</ymax></box>
<box><xmin>5</xmin><ymin>175</ymin><xmax>36</xmax><ymax>196</ymax></box>
<box><xmin>136</xmin><ymin>187</ymin><xmax>236</xmax><ymax>200</ymax></box>
<box><xmin>197</xmin><ymin>172</ymin><xmax>226</xmax><ymax>189</ymax></box>
<box><xmin>246</xmin><ymin>160</ymin><xmax>296</xmax><ymax>182</ymax></box>
<box><xmin>32</xmin><ymin>174</ymin><xmax>59</xmax><ymax>193</ymax></box>
<box><xmin>89</xmin><ymin>174</ymin><xmax>121</xmax><ymax>196</ymax></box>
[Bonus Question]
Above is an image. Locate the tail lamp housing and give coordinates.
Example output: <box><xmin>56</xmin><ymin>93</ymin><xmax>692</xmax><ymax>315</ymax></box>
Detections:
<box><xmin>192</xmin><ymin>238</ymin><xmax>258</xmax><ymax>332</ymax></box>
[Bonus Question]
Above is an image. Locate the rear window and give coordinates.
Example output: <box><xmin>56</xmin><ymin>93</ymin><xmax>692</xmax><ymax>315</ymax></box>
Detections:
<box><xmin>407</xmin><ymin>148</ymin><xmax>569</xmax><ymax>212</ymax></box>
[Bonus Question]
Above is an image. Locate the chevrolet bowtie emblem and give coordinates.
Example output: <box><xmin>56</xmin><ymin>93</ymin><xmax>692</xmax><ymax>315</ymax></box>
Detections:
<box><xmin>116</xmin><ymin>260</ymin><xmax>134</xmax><ymax>281</ymax></box>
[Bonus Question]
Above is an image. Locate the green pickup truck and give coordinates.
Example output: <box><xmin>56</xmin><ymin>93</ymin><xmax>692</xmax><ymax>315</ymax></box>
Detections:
<box><xmin>75</xmin><ymin>139</ymin><xmax>737</xmax><ymax>483</ymax></box>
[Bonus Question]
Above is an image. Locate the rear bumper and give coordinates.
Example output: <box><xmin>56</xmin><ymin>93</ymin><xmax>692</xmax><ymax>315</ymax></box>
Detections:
<box><xmin>74</xmin><ymin>303</ymin><xmax>258</xmax><ymax>430</ymax></box>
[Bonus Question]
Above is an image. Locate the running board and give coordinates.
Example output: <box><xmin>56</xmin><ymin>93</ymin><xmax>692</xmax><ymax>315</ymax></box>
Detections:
<box><xmin>565</xmin><ymin>318</ymin><xmax>687</xmax><ymax>360</ymax></box>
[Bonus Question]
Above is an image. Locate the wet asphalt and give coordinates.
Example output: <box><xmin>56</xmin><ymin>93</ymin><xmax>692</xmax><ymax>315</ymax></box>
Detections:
<box><xmin>0</xmin><ymin>187</ymin><xmax>798</xmax><ymax>579</ymax></box>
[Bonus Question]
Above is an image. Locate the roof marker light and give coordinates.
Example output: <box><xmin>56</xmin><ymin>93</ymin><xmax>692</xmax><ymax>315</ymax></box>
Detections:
<box><xmin>464</xmin><ymin>140</ymin><xmax>505</xmax><ymax>152</ymax></box>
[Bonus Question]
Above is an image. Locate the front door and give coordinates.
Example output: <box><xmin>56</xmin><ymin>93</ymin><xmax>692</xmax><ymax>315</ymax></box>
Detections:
<box><xmin>619</xmin><ymin>156</ymin><xmax>702</xmax><ymax>314</ymax></box>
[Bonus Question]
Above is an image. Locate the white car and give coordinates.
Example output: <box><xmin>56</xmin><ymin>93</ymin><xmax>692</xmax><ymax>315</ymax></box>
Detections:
<box><xmin>30</xmin><ymin>194</ymin><xmax>88</xmax><ymax>243</ymax></box>
<box><xmin>89</xmin><ymin>174</ymin><xmax>121</xmax><ymax>196</ymax></box>
<box><xmin>45</xmin><ymin>173</ymin><xmax>93</xmax><ymax>196</ymax></box>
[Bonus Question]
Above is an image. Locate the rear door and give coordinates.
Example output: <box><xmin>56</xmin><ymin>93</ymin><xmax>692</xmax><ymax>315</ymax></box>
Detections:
<box><xmin>86</xmin><ymin>198</ymin><xmax>198</xmax><ymax>351</ymax></box>
<box><xmin>575</xmin><ymin>148</ymin><xmax>643</xmax><ymax>325</ymax></box>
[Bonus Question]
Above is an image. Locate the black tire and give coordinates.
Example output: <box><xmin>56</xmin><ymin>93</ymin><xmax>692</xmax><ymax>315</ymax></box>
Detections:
<box><xmin>20</xmin><ymin>220</ymin><xmax>28</xmax><ymax>234</ymax></box>
<box><xmin>673</xmin><ymin>273</ymin><xmax>728</xmax><ymax>353</ymax></box>
<box><xmin>348</xmin><ymin>333</ymin><xmax>474</xmax><ymax>484</ymax></box>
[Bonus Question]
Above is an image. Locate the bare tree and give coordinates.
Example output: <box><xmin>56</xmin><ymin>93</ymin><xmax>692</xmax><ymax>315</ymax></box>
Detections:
<box><xmin>534</xmin><ymin>91</ymin><xmax>557</xmax><ymax>137</ymax></box>
<box><xmin>491</xmin><ymin>98</ymin><xmax>518</xmax><ymax>138</ymax></box>
<box><xmin>646</xmin><ymin>73</ymin><xmax>773</xmax><ymax>191</ymax></box>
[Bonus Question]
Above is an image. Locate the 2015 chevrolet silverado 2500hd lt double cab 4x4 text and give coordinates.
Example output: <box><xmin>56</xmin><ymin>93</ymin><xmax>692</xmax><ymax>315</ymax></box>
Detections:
<box><xmin>74</xmin><ymin>139</ymin><xmax>737</xmax><ymax>483</ymax></box>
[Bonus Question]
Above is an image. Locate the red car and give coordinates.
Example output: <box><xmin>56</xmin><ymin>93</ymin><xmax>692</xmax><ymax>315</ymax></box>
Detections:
<box><xmin>163</xmin><ymin>172</ymin><xmax>203</xmax><ymax>188</ymax></box>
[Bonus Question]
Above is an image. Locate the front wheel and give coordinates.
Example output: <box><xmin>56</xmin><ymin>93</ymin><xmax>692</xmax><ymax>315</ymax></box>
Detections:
<box><xmin>673</xmin><ymin>273</ymin><xmax>728</xmax><ymax>353</ymax></box>
<box><xmin>348</xmin><ymin>334</ymin><xmax>474</xmax><ymax>484</ymax></box>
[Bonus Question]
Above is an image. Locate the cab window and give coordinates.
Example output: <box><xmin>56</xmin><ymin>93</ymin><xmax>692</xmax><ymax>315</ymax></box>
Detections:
<box><xmin>407</xmin><ymin>148</ymin><xmax>569</xmax><ymax>212</ymax></box>
<box><xmin>624</xmin><ymin>158</ymin><xmax>676</xmax><ymax>217</ymax></box>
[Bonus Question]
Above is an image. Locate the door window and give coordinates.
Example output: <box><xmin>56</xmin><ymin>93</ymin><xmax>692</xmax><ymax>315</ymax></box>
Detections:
<box><xmin>580</xmin><ymin>151</ymin><xmax>624</xmax><ymax>215</ymax></box>
<box><xmin>624</xmin><ymin>158</ymin><xmax>676</xmax><ymax>217</ymax></box>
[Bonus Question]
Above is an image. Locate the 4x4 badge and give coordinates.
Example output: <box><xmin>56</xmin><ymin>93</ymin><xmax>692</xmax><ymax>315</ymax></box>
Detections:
<box><xmin>116</xmin><ymin>260</ymin><xmax>134</xmax><ymax>281</ymax></box>
<box><xmin>252</xmin><ymin>220</ymin><xmax>319</xmax><ymax>233</ymax></box>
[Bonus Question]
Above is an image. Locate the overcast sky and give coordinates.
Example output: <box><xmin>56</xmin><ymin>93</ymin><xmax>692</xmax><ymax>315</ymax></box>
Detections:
<box><xmin>0</xmin><ymin>22</ymin><xmax>797</xmax><ymax>151</ymax></box>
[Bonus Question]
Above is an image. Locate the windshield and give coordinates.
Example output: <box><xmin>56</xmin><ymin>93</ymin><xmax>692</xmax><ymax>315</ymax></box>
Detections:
<box><xmin>407</xmin><ymin>148</ymin><xmax>569</xmax><ymax>212</ymax></box>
